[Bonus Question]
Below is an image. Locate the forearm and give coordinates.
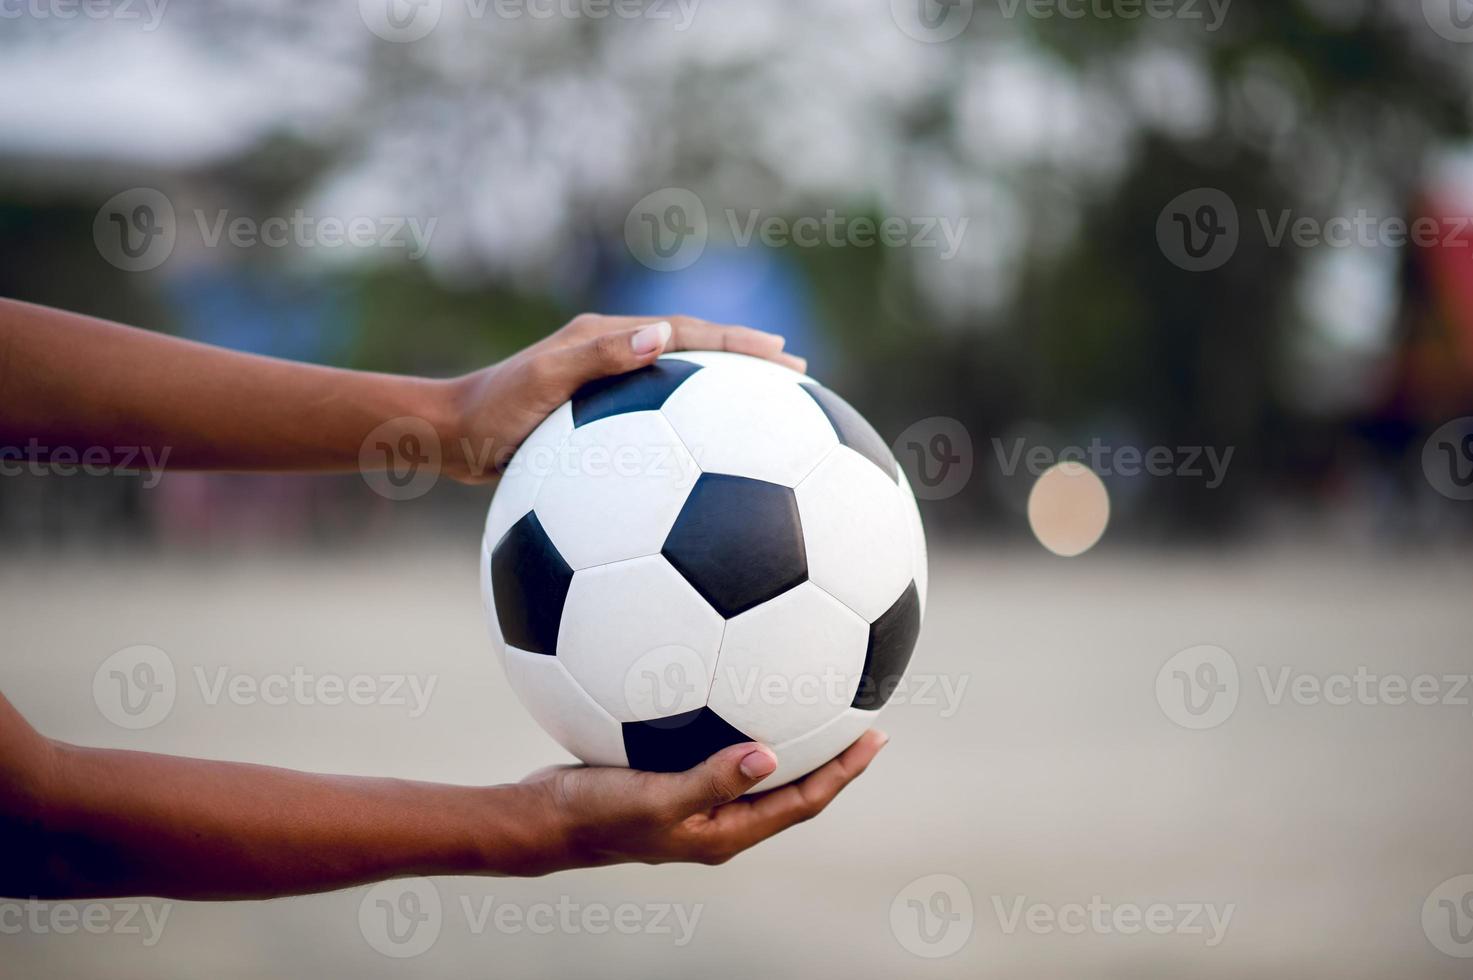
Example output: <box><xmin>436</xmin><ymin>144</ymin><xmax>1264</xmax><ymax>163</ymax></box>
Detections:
<box><xmin>4</xmin><ymin>741</ymin><xmax>558</xmax><ymax>901</ymax></box>
<box><xmin>0</xmin><ymin>685</ymin><xmax>573</xmax><ymax>900</ymax></box>
<box><xmin>0</xmin><ymin>298</ymin><xmax>456</xmax><ymax>475</ymax></box>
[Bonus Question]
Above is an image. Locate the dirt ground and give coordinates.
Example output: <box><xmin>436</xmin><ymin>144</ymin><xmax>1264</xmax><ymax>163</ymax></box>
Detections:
<box><xmin>4</xmin><ymin>541</ymin><xmax>1470</xmax><ymax>979</ymax></box>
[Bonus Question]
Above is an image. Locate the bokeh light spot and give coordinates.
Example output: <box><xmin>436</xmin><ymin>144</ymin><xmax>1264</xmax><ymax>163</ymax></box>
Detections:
<box><xmin>1027</xmin><ymin>461</ymin><xmax>1110</xmax><ymax>557</ymax></box>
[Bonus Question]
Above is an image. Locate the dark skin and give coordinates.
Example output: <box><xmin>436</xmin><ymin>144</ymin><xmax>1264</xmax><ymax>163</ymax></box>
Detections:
<box><xmin>0</xmin><ymin>299</ymin><xmax>887</xmax><ymax>901</ymax></box>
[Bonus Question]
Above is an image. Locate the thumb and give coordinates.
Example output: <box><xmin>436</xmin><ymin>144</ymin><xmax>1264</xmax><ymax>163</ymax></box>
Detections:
<box><xmin>550</xmin><ymin>320</ymin><xmax>672</xmax><ymax>390</ymax></box>
<box><xmin>655</xmin><ymin>742</ymin><xmax>779</xmax><ymax>816</ymax></box>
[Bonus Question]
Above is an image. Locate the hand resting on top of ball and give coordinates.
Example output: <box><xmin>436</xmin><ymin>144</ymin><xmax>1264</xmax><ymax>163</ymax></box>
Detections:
<box><xmin>0</xmin><ymin>299</ymin><xmax>804</xmax><ymax>483</ymax></box>
<box><xmin>445</xmin><ymin>313</ymin><xmax>806</xmax><ymax>482</ymax></box>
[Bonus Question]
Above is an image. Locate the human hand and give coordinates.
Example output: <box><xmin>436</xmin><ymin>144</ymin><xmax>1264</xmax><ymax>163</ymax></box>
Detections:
<box><xmin>513</xmin><ymin>730</ymin><xmax>887</xmax><ymax>874</ymax></box>
<box><xmin>441</xmin><ymin>314</ymin><xmax>806</xmax><ymax>483</ymax></box>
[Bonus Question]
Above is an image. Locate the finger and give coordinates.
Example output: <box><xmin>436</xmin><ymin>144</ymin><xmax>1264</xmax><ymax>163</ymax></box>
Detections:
<box><xmin>665</xmin><ymin>317</ymin><xmax>808</xmax><ymax>373</ymax></box>
<box><xmin>564</xmin><ymin>315</ymin><xmax>809</xmax><ymax>374</ymax></box>
<box><xmin>648</xmin><ymin>742</ymin><xmax>779</xmax><ymax>818</ymax></box>
<box><xmin>543</xmin><ymin>319</ymin><xmax>672</xmax><ymax>390</ymax></box>
<box><xmin>714</xmin><ymin>729</ymin><xmax>887</xmax><ymax>848</ymax></box>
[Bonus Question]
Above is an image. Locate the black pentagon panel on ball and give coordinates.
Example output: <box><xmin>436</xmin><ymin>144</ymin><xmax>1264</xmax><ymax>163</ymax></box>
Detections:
<box><xmin>852</xmin><ymin>581</ymin><xmax>922</xmax><ymax>710</ymax></box>
<box><xmin>490</xmin><ymin>512</ymin><xmax>574</xmax><ymax>656</ymax></box>
<box><xmin>571</xmin><ymin>358</ymin><xmax>703</xmax><ymax>428</ymax></box>
<box><xmin>661</xmin><ymin>473</ymin><xmax>807</xmax><ymax>619</ymax></box>
<box><xmin>803</xmin><ymin>383</ymin><xmax>899</xmax><ymax>482</ymax></box>
<box><xmin>622</xmin><ymin>706</ymin><xmax>755</xmax><ymax>773</ymax></box>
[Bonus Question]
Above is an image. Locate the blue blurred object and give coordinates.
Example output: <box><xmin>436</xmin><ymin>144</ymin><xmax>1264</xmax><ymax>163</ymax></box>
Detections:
<box><xmin>600</xmin><ymin>248</ymin><xmax>829</xmax><ymax>374</ymax></box>
<box><xmin>165</xmin><ymin>271</ymin><xmax>349</xmax><ymax>363</ymax></box>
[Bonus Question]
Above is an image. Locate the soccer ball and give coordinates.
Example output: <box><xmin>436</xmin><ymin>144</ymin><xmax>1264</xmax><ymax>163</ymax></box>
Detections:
<box><xmin>480</xmin><ymin>351</ymin><xmax>926</xmax><ymax>789</ymax></box>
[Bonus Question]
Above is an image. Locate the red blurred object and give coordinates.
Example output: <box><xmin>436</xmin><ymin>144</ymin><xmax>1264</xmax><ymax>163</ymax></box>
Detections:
<box><xmin>1384</xmin><ymin>191</ymin><xmax>1473</xmax><ymax>422</ymax></box>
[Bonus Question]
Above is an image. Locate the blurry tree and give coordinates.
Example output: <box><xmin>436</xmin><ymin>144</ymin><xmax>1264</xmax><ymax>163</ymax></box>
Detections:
<box><xmin>2</xmin><ymin>0</ymin><xmax>1472</xmax><ymax>541</ymax></box>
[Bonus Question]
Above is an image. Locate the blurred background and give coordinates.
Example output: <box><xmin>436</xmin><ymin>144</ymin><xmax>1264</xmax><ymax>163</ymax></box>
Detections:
<box><xmin>3</xmin><ymin>1</ymin><xmax>1472</xmax><ymax>977</ymax></box>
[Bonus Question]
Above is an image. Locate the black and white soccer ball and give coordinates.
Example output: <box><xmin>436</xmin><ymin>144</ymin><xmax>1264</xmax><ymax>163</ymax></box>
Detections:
<box><xmin>480</xmin><ymin>351</ymin><xmax>926</xmax><ymax>789</ymax></box>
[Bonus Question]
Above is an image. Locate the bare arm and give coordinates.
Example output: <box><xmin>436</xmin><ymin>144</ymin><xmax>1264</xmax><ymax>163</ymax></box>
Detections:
<box><xmin>0</xmin><ymin>300</ymin><xmax>860</xmax><ymax>900</ymax></box>
<box><xmin>0</xmin><ymin>299</ymin><xmax>805</xmax><ymax>482</ymax></box>
<box><xmin>0</xmin><ymin>693</ymin><xmax>885</xmax><ymax>900</ymax></box>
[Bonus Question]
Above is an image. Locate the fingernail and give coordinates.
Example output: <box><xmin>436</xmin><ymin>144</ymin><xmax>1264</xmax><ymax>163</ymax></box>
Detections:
<box><xmin>875</xmin><ymin>730</ymin><xmax>890</xmax><ymax>748</ymax></box>
<box><xmin>631</xmin><ymin>320</ymin><xmax>672</xmax><ymax>354</ymax></box>
<box><xmin>738</xmin><ymin>747</ymin><xmax>777</xmax><ymax>779</ymax></box>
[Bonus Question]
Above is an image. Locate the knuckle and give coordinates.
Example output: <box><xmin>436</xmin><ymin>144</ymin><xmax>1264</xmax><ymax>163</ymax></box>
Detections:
<box><xmin>566</xmin><ymin>313</ymin><xmax>601</xmax><ymax>336</ymax></box>
<box><xmin>695</xmin><ymin>841</ymin><xmax>733</xmax><ymax>866</ymax></box>
<box><xmin>795</xmin><ymin>795</ymin><xmax>825</xmax><ymax>823</ymax></box>
<box><xmin>703</xmin><ymin>774</ymin><xmax>735</xmax><ymax>806</ymax></box>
